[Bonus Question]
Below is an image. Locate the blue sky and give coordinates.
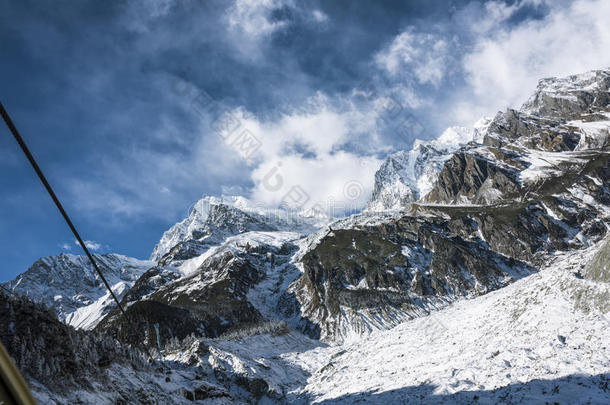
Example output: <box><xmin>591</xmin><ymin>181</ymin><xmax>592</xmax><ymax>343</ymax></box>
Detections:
<box><xmin>1</xmin><ymin>0</ymin><xmax>609</xmax><ymax>281</ymax></box>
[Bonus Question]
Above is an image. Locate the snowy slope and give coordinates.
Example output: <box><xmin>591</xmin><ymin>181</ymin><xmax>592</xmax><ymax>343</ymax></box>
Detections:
<box><xmin>20</xmin><ymin>241</ymin><xmax>610</xmax><ymax>404</ymax></box>
<box><xmin>290</xmin><ymin>242</ymin><xmax>610</xmax><ymax>404</ymax></box>
<box><xmin>126</xmin><ymin>239</ymin><xmax>608</xmax><ymax>404</ymax></box>
<box><xmin>176</xmin><ymin>230</ymin><xmax>301</xmax><ymax>278</ymax></box>
<box><xmin>570</xmin><ymin>113</ymin><xmax>610</xmax><ymax>150</ymax></box>
<box><xmin>2</xmin><ymin>253</ymin><xmax>153</xmax><ymax>330</ymax></box>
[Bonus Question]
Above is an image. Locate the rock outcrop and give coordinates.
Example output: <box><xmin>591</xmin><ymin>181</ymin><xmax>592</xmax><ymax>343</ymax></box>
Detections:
<box><xmin>287</xmin><ymin>69</ymin><xmax>610</xmax><ymax>339</ymax></box>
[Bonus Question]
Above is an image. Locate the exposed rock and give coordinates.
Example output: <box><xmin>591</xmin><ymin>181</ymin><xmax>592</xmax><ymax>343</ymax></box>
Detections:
<box><xmin>521</xmin><ymin>69</ymin><xmax>610</xmax><ymax>120</ymax></box>
<box><xmin>425</xmin><ymin>151</ymin><xmax>521</xmax><ymax>204</ymax></box>
<box><xmin>367</xmin><ymin>125</ymin><xmax>483</xmax><ymax>211</ymax></box>
<box><xmin>285</xmin><ymin>211</ymin><xmax>536</xmax><ymax>340</ymax></box>
<box><xmin>585</xmin><ymin>236</ymin><xmax>610</xmax><ymax>283</ymax></box>
<box><xmin>98</xmin><ymin>234</ymin><xmax>299</xmax><ymax>347</ymax></box>
<box><xmin>367</xmin><ymin>145</ymin><xmax>447</xmax><ymax>210</ymax></box>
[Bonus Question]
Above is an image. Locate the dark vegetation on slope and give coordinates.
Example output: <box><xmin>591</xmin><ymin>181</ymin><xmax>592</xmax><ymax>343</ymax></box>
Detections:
<box><xmin>0</xmin><ymin>290</ymin><xmax>149</xmax><ymax>396</ymax></box>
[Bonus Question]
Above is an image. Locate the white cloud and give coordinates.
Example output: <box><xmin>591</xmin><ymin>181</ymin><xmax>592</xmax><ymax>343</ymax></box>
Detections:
<box><xmin>368</xmin><ymin>0</ymin><xmax>610</xmax><ymax>128</ymax></box>
<box><xmin>375</xmin><ymin>29</ymin><xmax>451</xmax><ymax>87</ymax></box>
<box><xmin>224</xmin><ymin>0</ymin><xmax>329</xmax><ymax>58</ymax></box>
<box><xmin>61</xmin><ymin>243</ymin><xmax>72</xmax><ymax>251</ymax></box>
<box><xmin>225</xmin><ymin>0</ymin><xmax>293</xmax><ymax>57</ymax></box>
<box><xmin>311</xmin><ymin>9</ymin><xmax>329</xmax><ymax>23</ymax></box>
<box><xmin>227</xmin><ymin>0</ymin><xmax>287</xmax><ymax>37</ymax></box>
<box><xmin>219</xmin><ymin>95</ymin><xmax>384</xmax><ymax>213</ymax></box>
<box><xmin>65</xmin><ymin>75</ymin><xmax>389</xmax><ymax>220</ymax></box>
<box><xmin>457</xmin><ymin>0</ymin><xmax>610</xmax><ymax>124</ymax></box>
<box><xmin>250</xmin><ymin>152</ymin><xmax>381</xmax><ymax>213</ymax></box>
<box><xmin>75</xmin><ymin>239</ymin><xmax>102</xmax><ymax>251</ymax></box>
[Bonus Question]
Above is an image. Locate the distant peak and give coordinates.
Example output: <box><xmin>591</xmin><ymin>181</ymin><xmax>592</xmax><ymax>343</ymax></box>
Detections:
<box><xmin>366</xmin><ymin>123</ymin><xmax>482</xmax><ymax>212</ymax></box>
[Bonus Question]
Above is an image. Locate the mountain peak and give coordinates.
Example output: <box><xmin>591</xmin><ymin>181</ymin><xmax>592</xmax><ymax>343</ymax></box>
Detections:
<box><xmin>521</xmin><ymin>68</ymin><xmax>610</xmax><ymax>119</ymax></box>
<box><xmin>2</xmin><ymin>253</ymin><xmax>153</xmax><ymax>329</ymax></box>
<box><xmin>366</xmin><ymin>124</ymin><xmax>485</xmax><ymax>211</ymax></box>
<box><xmin>150</xmin><ymin>195</ymin><xmax>327</xmax><ymax>262</ymax></box>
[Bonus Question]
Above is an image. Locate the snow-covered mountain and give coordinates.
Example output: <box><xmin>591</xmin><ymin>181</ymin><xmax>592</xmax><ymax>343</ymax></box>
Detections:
<box><xmin>95</xmin><ymin>68</ymin><xmax>608</xmax><ymax>344</ymax></box>
<box><xmin>294</xmin><ymin>239</ymin><xmax>610</xmax><ymax>403</ymax></box>
<box><xmin>2</xmin><ymin>68</ymin><xmax>610</xmax><ymax>404</ymax></box>
<box><xmin>366</xmin><ymin>120</ymin><xmax>490</xmax><ymax>211</ymax></box>
<box><xmin>96</xmin><ymin>230</ymin><xmax>306</xmax><ymax>347</ymax></box>
<box><xmin>521</xmin><ymin>69</ymin><xmax>610</xmax><ymax>120</ymax></box>
<box><xmin>2</xmin><ymin>253</ymin><xmax>153</xmax><ymax>330</ymax></box>
<box><xmin>150</xmin><ymin>195</ymin><xmax>326</xmax><ymax>264</ymax></box>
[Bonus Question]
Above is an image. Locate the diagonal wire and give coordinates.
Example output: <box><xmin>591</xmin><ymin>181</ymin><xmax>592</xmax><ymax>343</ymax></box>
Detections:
<box><xmin>0</xmin><ymin>101</ymin><xmax>155</xmax><ymax>363</ymax></box>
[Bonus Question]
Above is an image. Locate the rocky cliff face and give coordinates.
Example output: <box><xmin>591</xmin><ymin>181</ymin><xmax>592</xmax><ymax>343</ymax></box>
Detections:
<box><xmin>97</xmin><ymin>231</ymin><xmax>302</xmax><ymax>348</ymax></box>
<box><xmin>284</xmin><ymin>68</ymin><xmax>610</xmax><ymax>340</ymax></box>
<box><xmin>366</xmin><ymin>122</ymin><xmax>490</xmax><ymax>211</ymax></box>
<box><xmin>281</xmin><ymin>212</ymin><xmax>534</xmax><ymax>339</ymax></box>
<box><xmin>366</xmin><ymin>146</ymin><xmax>447</xmax><ymax>210</ymax></box>
<box><xmin>521</xmin><ymin>70</ymin><xmax>610</xmax><ymax>120</ymax></box>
